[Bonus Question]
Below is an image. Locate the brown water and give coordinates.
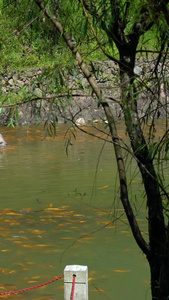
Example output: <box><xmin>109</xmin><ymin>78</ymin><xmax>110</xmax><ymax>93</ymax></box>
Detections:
<box><xmin>0</xmin><ymin>124</ymin><xmax>151</xmax><ymax>300</ymax></box>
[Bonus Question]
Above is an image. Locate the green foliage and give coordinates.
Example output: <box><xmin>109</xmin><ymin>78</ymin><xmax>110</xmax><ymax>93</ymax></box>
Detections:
<box><xmin>0</xmin><ymin>0</ymin><xmax>70</xmax><ymax>69</ymax></box>
<box><xmin>0</xmin><ymin>0</ymin><xmax>168</xmax><ymax>72</ymax></box>
<box><xmin>1</xmin><ymin>0</ymin><xmax>113</xmax><ymax>70</ymax></box>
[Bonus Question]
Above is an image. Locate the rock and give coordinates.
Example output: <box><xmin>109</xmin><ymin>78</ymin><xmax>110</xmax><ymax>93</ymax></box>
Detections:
<box><xmin>134</xmin><ymin>65</ymin><xmax>142</xmax><ymax>75</ymax></box>
<box><xmin>2</xmin><ymin>87</ymin><xmax>7</xmax><ymax>93</ymax></box>
<box><xmin>17</xmin><ymin>80</ymin><xmax>25</xmax><ymax>87</ymax></box>
<box><xmin>8</xmin><ymin>78</ymin><xmax>14</xmax><ymax>85</ymax></box>
<box><xmin>0</xmin><ymin>134</ymin><xmax>7</xmax><ymax>148</ymax></box>
<box><xmin>75</xmin><ymin>118</ymin><xmax>86</xmax><ymax>126</ymax></box>
<box><xmin>1</xmin><ymin>80</ymin><xmax>6</xmax><ymax>85</ymax></box>
<box><xmin>33</xmin><ymin>88</ymin><xmax>43</xmax><ymax>98</ymax></box>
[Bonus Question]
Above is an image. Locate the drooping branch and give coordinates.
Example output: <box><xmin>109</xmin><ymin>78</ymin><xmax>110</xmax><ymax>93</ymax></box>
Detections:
<box><xmin>34</xmin><ymin>0</ymin><xmax>150</xmax><ymax>256</ymax></box>
<box><xmin>79</xmin><ymin>0</ymin><xmax>120</xmax><ymax>63</ymax></box>
<box><xmin>149</xmin><ymin>0</ymin><xmax>169</xmax><ymax>26</ymax></box>
<box><xmin>80</xmin><ymin>0</ymin><xmax>153</xmax><ymax>71</ymax></box>
<box><xmin>1</xmin><ymin>93</ymin><xmax>93</xmax><ymax>108</ymax></box>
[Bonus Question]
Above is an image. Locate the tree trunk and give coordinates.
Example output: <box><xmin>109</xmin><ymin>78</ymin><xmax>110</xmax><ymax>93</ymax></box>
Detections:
<box><xmin>148</xmin><ymin>249</ymin><xmax>169</xmax><ymax>300</ymax></box>
<box><xmin>118</xmin><ymin>48</ymin><xmax>168</xmax><ymax>300</ymax></box>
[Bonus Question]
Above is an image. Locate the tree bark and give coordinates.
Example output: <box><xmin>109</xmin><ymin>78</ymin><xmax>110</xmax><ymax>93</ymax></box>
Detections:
<box><xmin>119</xmin><ymin>47</ymin><xmax>168</xmax><ymax>299</ymax></box>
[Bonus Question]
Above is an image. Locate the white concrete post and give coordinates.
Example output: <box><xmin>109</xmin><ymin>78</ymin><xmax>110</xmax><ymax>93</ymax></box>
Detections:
<box><xmin>64</xmin><ymin>265</ymin><xmax>88</xmax><ymax>300</ymax></box>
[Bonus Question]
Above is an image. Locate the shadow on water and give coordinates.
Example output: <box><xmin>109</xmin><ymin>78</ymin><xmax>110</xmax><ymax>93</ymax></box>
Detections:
<box><xmin>0</xmin><ymin>124</ymin><xmax>151</xmax><ymax>300</ymax></box>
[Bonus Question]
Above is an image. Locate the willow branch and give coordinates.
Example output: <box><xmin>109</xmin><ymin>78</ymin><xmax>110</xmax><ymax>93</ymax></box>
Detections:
<box><xmin>80</xmin><ymin>0</ymin><xmax>120</xmax><ymax>64</ymax></box>
<box><xmin>1</xmin><ymin>93</ymin><xmax>94</xmax><ymax>108</ymax></box>
<box><xmin>34</xmin><ymin>0</ymin><xmax>150</xmax><ymax>255</ymax></box>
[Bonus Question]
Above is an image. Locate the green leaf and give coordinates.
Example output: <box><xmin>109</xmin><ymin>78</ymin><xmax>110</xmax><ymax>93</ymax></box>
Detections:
<box><xmin>15</xmin><ymin>107</ymin><xmax>19</xmax><ymax>121</ymax></box>
<box><xmin>98</xmin><ymin>91</ymin><xmax>102</xmax><ymax>107</ymax></box>
<box><xmin>7</xmin><ymin>118</ymin><xmax>15</xmax><ymax>128</ymax></box>
<box><xmin>59</xmin><ymin>71</ymin><xmax>65</xmax><ymax>87</ymax></box>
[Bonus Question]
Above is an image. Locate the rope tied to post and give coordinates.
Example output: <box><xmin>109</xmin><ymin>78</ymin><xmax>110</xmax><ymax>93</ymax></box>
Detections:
<box><xmin>0</xmin><ymin>274</ymin><xmax>63</xmax><ymax>296</ymax></box>
<box><xmin>71</xmin><ymin>274</ymin><xmax>76</xmax><ymax>300</ymax></box>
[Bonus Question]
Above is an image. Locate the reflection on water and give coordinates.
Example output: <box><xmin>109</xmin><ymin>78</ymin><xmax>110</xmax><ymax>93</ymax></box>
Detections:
<box><xmin>0</xmin><ymin>151</ymin><xmax>5</xmax><ymax>168</ymax></box>
<box><xmin>0</xmin><ymin>124</ymin><xmax>151</xmax><ymax>300</ymax></box>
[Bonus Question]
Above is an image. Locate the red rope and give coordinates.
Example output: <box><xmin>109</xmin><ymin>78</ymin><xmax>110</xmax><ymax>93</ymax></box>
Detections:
<box><xmin>71</xmin><ymin>274</ymin><xmax>76</xmax><ymax>300</ymax></box>
<box><xmin>0</xmin><ymin>275</ymin><xmax>63</xmax><ymax>296</ymax></box>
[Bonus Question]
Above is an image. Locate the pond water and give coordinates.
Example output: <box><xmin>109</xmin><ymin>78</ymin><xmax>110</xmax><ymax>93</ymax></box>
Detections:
<box><xmin>0</xmin><ymin>123</ymin><xmax>151</xmax><ymax>300</ymax></box>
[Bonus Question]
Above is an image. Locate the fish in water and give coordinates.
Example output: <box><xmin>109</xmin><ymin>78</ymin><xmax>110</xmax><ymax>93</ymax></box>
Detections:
<box><xmin>0</xmin><ymin>134</ymin><xmax>7</xmax><ymax>148</ymax></box>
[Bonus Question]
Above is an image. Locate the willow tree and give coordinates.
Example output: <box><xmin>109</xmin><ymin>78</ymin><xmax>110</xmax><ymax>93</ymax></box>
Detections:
<box><xmin>11</xmin><ymin>0</ymin><xmax>169</xmax><ymax>298</ymax></box>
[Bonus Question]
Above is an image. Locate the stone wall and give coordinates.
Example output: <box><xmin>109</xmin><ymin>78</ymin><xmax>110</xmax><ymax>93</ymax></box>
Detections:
<box><xmin>0</xmin><ymin>58</ymin><xmax>169</xmax><ymax>126</ymax></box>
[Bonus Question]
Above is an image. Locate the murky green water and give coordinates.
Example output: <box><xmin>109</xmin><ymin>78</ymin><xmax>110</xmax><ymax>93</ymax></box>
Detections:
<box><xmin>0</xmin><ymin>123</ymin><xmax>151</xmax><ymax>300</ymax></box>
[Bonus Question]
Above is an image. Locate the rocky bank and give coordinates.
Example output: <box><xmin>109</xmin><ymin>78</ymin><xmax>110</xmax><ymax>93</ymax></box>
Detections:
<box><xmin>0</xmin><ymin>58</ymin><xmax>168</xmax><ymax>126</ymax></box>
